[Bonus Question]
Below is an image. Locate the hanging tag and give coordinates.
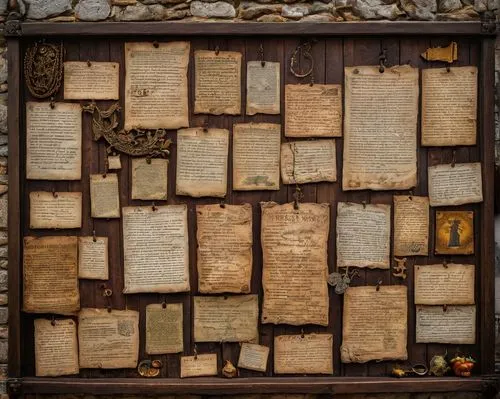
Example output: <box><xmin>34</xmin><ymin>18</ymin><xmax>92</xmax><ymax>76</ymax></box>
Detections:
<box><xmin>421</xmin><ymin>42</ymin><xmax>458</xmax><ymax>64</ymax></box>
<box><xmin>107</xmin><ymin>154</ymin><xmax>121</xmax><ymax>170</ymax></box>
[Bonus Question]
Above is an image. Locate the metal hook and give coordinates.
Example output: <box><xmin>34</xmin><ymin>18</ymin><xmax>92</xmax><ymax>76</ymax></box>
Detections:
<box><xmin>451</xmin><ymin>150</ymin><xmax>456</xmax><ymax>168</ymax></box>
<box><xmin>309</xmin><ymin>74</ymin><xmax>314</xmax><ymax>87</ymax></box>
<box><xmin>259</xmin><ymin>43</ymin><xmax>265</xmax><ymax>67</ymax></box>
<box><xmin>102</xmin><ymin>158</ymin><xmax>108</xmax><ymax>178</ymax></box>
<box><xmin>146</xmin><ymin>157</ymin><xmax>152</xmax><ymax>165</ymax></box>
<box><xmin>153</xmin><ymin>41</ymin><xmax>159</xmax><ymax>48</ymax></box>
<box><xmin>194</xmin><ymin>344</ymin><xmax>198</xmax><ymax>360</ymax></box>
<box><xmin>293</xmin><ymin>185</ymin><xmax>303</xmax><ymax>210</ymax></box>
<box><xmin>300</xmin><ymin>328</ymin><xmax>305</xmax><ymax>338</ymax></box>
<box><xmin>50</xmin><ymin>98</ymin><xmax>55</xmax><ymax>109</ymax></box>
<box><xmin>362</xmin><ymin>200</ymin><xmax>367</xmax><ymax>209</ymax></box>
<box><xmin>220</xmin><ymin>200</ymin><xmax>226</xmax><ymax>209</ymax></box>
<box><xmin>52</xmin><ymin>189</ymin><xmax>58</xmax><ymax>198</ymax></box>
<box><xmin>92</xmin><ymin>229</ymin><xmax>97</xmax><ymax>242</ymax></box>
<box><xmin>443</xmin><ymin>304</ymin><xmax>448</xmax><ymax>312</ymax></box>
<box><xmin>51</xmin><ymin>315</ymin><xmax>56</xmax><ymax>326</ymax></box>
<box><xmin>87</xmin><ymin>60</ymin><xmax>92</xmax><ymax>67</ymax></box>
<box><xmin>379</xmin><ymin>49</ymin><xmax>387</xmax><ymax>73</ymax></box>
<box><xmin>152</xmin><ymin>202</ymin><xmax>157</xmax><ymax>212</ymax></box>
<box><xmin>376</xmin><ymin>279</ymin><xmax>383</xmax><ymax>291</ymax></box>
<box><xmin>443</xmin><ymin>259</ymin><xmax>448</xmax><ymax>268</ymax></box>
<box><xmin>215</xmin><ymin>46</ymin><xmax>220</xmax><ymax>56</ymax></box>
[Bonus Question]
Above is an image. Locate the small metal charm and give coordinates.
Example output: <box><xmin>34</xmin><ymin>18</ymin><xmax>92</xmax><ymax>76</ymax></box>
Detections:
<box><xmin>222</xmin><ymin>360</ymin><xmax>238</xmax><ymax>378</ymax></box>
<box><xmin>328</xmin><ymin>268</ymin><xmax>359</xmax><ymax>295</ymax></box>
<box><xmin>293</xmin><ymin>185</ymin><xmax>303</xmax><ymax>210</ymax></box>
<box><xmin>290</xmin><ymin>40</ymin><xmax>315</xmax><ymax>79</ymax></box>
<box><xmin>138</xmin><ymin>359</ymin><xmax>162</xmax><ymax>377</ymax></box>
<box><xmin>393</xmin><ymin>257</ymin><xmax>407</xmax><ymax>280</ymax></box>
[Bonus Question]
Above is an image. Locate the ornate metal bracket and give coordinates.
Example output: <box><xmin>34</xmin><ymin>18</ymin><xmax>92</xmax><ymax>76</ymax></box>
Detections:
<box><xmin>4</xmin><ymin>20</ymin><xmax>21</xmax><ymax>37</ymax></box>
<box><xmin>6</xmin><ymin>377</ymin><xmax>22</xmax><ymax>396</ymax></box>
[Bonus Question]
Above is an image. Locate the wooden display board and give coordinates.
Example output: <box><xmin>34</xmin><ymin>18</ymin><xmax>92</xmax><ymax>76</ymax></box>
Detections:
<box><xmin>5</xmin><ymin>21</ymin><xmax>498</xmax><ymax>397</ymax></box>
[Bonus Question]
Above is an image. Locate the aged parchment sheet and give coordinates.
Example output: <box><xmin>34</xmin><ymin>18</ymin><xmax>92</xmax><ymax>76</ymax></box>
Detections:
<box><xmin>90</xmin><ymin>174</ymin><xmax>120</xmax><ymax>218</ymax></box>
<box><xmin>180</xmin><ymin>354</ymin><xmax>217</xmax><ymax>378</ymax></box>
<box><xmin>416</xmin><ymin>305</ymin><xmax>475</xmax><ymax>344</ymax></box>
<box><xmin>341</xmin><ymin>286</ymin><xmax>407</xmax><ymax>363</ymax></box>
<box><xmin>428</xmin><ymin>163</ymin><xmax>483</xmax><ymax>206</ymax></box>
<box><xmin>26</xmin><ymin>102</ymin><xmax>81</xmax><ymax>180</ymax></box>
<box><xmin>393</xmin><ymin>196</ymin><xmax>429</xmax><ymax>256</ymax></box>
<box><xmin>107</xmin><ymin>155</ymin><xmax>121</xmax><ymax>170</ymax></box>
<box><xmin>337</xmin><ymin>202</ymin><xmax>390</xmax><ymax>269</ymax></box>
<box><xmin>238</xmin><ymin>343</ymin><xmax>270</xmax><ymax>372</ymax></box>
<box><xmin>197</xmin><ymin>204</ymin><xmax>252</xmax><ymax>293</ymax></box>
<box><xmin>29</xmin><ymin>191</ymin><xmax>82</xmax><ymax>229</ymax></box>
<box><xmin>125</xmin><ymin>41</ymin><xmax>189</xmax><ymax>130</ymax></box>
<box><xmin>195</xmin><ymin>50</ymin><xmax>241</xmax><ymax>115</ymax></box>
<box><xmin>343</xmin><ymin>65</ymin><xmax>418</xmax><ymax>190</ymax></box>
<box><xmin>281</xmin><ymin>140</ymin><xmax>336</xmax><ymax>184</ymax></box>
<box><xmin>64</xmin><ymin>61</ymin><xmax>119</xmax><ymax>100</ymax></box>
<box><xmin>34</xmin><ymin>318</ymin><xmax>79</xmax><ymax>377</ymax></box>
<box><xmin>131</xmin><ymin>158</ymin><xmax>168</xmax><ymax>200</ymax></box>
<box><xmin>193</xmin><ymin>295</ymin><xmax>258</xmax><ymax>342</ymax></box>
<box><xmin>414</xmin><ymin>264</ymin><xmax>474</xmax><ymax>305</ymax></box>
<box><xmin>176</xmin><ymin>128</ymin><xmax>229</xmax><ymax>198</ymax></box>
<box><xmin>247</xmin><ymin>61</ymin><xmax>280</xmax><ymax>115</ymax></box>
<box><xmin>422</xmin><ymin>67</ymin><xmax>477</xmax><ymax>146</ymax></box>
<box><xmin>274</xmin><ymin>334</ymin><xmax>333</xmax><ymax>374</ymax></box>
<box><xmin>123</xmin><ymin>205</ymin><xmax>189</xmax><ymax>294</ymax></box>
<box><xmin>233</xmin><ymin>123</ymin><xmax>281</xmax><ymax>191</ymax></box>
<box><xmin>285</xmin><ymin>84</ymin><xmax>342</xmax><ymax>137</ymax></box>
<box><xmin>23</xmin><ymin>236</ymin><xmax>80</xmax><ymax>315</ymax></box>
<box><xmin>78</xmin><ymin>308</ymin><xmax>139</xmax><ymax>369</ymax></box>
<box><xmin>435</xmin><ymin>211</ymin><xmax>474</xmax><ymax>255</ymax></box>
<box><xmin>261</xmin><ymin>202</ymin><xmax>329</xmax><ymax>326</ymax></box>
<box><xmin>146</xmin><ymin>303</ymin><xmax>183</xmax><ymax>354</ymax></box>
<box><xmin>78</xmin><ymin>236</ymin><xmax>109</xmax><ymax>280</ymax></box>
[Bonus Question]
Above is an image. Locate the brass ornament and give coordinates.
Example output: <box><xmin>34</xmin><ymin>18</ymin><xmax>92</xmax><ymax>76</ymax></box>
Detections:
<box><xmin>222</xmin><ymin>360</ymin><xmax>238</xmax><ymax>378</ymax></box>
<box><xmin>137</xmin><ymin>359</ymin><xmax>162</xmax><ymax>377</ymax></box>
<box><xmin>435</xmin><ymin>211</ymin><xmax>474</xmax><ymax>255</ymax></box>
<box><xmin>392</xmin><ymin>257</ymin><xmax>407</xmax><ymax>280</ymax></box>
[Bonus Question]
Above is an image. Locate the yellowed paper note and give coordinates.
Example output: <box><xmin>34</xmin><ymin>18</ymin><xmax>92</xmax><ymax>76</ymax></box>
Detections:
<box><xmin>107</xmin><ymin>154</ymin><xmax>121</xmax><ymax>170</ymax></box>
<box><xmin>23</xmin><ymin>236</ymin><xmax>80</xmax><ymax>315</ymax></box>
<box><xmin>180</xmin><ymin>354</ymin><xmax>218</xmax><ymax>378</ymax></box>
<box><xmin>131</xmin><ymin>158</ymin><xmax>168</xmax><ymax>200</ymax></box>
<box><xmin>78</xmin><ymin>236</ymin><xmax>109</xmax><ymax>280</ymax></box>
<box><xmin>26</xmin><ymin>102</ymin><xmax>82</xmax><ymax>180</ymax></box>
<box><xmin>64</xmin><ymin>61</ymin><xmax>119</xmax><ymax>100</ymax></box>
<box><xmin>238</xmin><ymin>343</ymin><xmax>269</xmax><ymax>373</ymax></box>
<box><xmin>233</xmin><ymin>123</ymin><xmax>281</xmax><ymax>191</ymax></box>
<box><xmin>416</xmin><ymin>305</ymin><xmax>475</xmax><ymax>344</ymax></box>
<box><xmin>29</xmin><ymin>191</ymin><xmax>82</xmax><ymax>229</ymax></box>
<box><xmin>146</xmin><ymin>303</ymin><xmax>183</xmax><ymax>355</ymax></box>
<box><xmin>393</xmin><ymin>196</ymin><xmax>429</xmax><ymax>256</ymax></box>
<box><xmin>343</xmin><ymin>65</ymin><xmax>418</xmax><ymax>191</ymax></box>
<box><xmin>341</xmin><ymin>286</ymin><xmax>407</xmax><ymax>363</ymax></box>
<box><xmin>90</xmin><ymin>174</ymin><xmax>120</xmax><ymax>218</ymax></box>
<box><xmin>261</xmin><ymin>202</ymin><xmax>329</xmax><ymax>326</ymax></box>
<box><xmin>247</xmin><ymin>61</ymin><xmax>280</xmax><ymax>115</ymax></box>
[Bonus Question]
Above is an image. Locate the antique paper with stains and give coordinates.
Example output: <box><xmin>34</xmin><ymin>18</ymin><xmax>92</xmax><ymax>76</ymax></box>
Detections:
<box><xmin>78</xmin><ymin>308</ymin><xmax>139</xmax><ymax>369</ymax></box>
<box><xmin>261</xmin><ymin>202</ymin><xmax>329</xmax><ymax>326</ymax></box>
<box><xmin>281</xmin><ymin>140</ymin><xmax>336</xmax><ymax>184</ymax></box>
<box><xmin>26</xmin><ymin>102</ymin><xmax>81</xmax><ymax>180</ymax></box>
<box><xmin>435</xmin><ymin>211</ymin><xmax>474</xmax><ymax>255</ymax></box>
<box><xmin>123</xmin><ymin>205</ymin><xmax>189</xmax><ymax>293</ymax></box>
<box><xmin>107</xmin><ymin>154</ymin><xmax>121</xmax><ymax>170</ymax></box>
<box><xmin>428</xmin><ymin>163</ymin><xmax>483</xmax><ymax>206</ymax></box>
<box><xmin>414</xmin><ymin>264</ymin><xmax>474</xmax><ymax>305</ymax></box>
<box><xmin>422</xmin><ymin>67</ymin><xmax>477</xmax><ymax>146</ymax></box>
<box><xmin>131</xmin><ymin>158</ymin><xmax>168</xmax><ymax>200</ymax></box>
<box><xmin>274</xmin><ymin>334</ymin><xmax>333</xmax><ymax>374</ymax></box>
<box><xmin>337</xmin><ymin>202</ymin><xmax>390</xmax><ymax>269</ymax></box>
<box><xmin>247</xmin><ymin>61</ymin><xmax>280</xmax><ymax>115</ymax></box>
<box><xmin>78</xmin><ymin>236</ymin><xmax>108</xmax><ymax>280</ymax></box>
<box><xmin>238</xmin><ymin>343</ymin><xmax>270</xmax><ymax>373</ymax></box>
<box><xmin>393</xmin><ymin>196</ymin><xmax>429</xmax><ymax>256</ymax></box>
<box><xmin>180</xmin><ymin>354</ymin><xmax>218</xmax><ymax>378</ymax></box>
<box><xmin>64</xmin><ymin>61</ymin><xmax>119</xmax><ymax>100</ymax></box>
<box><xmin>23</xmin><ymin>236</ymin><xmax>80</xmax><ymax>315</ymax></box>
<box><xmin>29</xmin><ymin>191</ymin><xmax>82</xmax><ymax>229</ymax></box>
<box><xmin>233</xmin><ymin>123</ymin><xmax>281</xmax><ymax>191</ymax></box>
<box><xmin>341</xmin><ymin>286</ymin><xmax>407</xmax><ymax>363</ymax></box>
<box><xmin>193</xmin><ymin>295</ymin><xmax>258</xmax><ymax>342</ymax></box>
<box><xmin>146</xmin><ymin>303</ymin><xmax>183</xmax><ymax>355</ymax></box>
<box><xmin>416</xmin><ymin>305</ymin><xmax>475</xmax><ymax>344</ymax></box>
<box><xmin>35</xmin><ymin>318</ymin><xmax>79</xmax><ymax>377</ymax></box>
<box><xmin>90</xmin><ymin>174</ymin><xmax>120</xmax><ymax>218</ymax></box>
<box><xmin>343</xmin><ymin>66</ymin><xmax>418</xmax><ymax>190</ymax></box>
<box><xmin>285</xmin><ymin>84</ymin><xmax>342</xmax><ymax>137</ymax></box>
<box><xmin>125</xmin><ymin>41</ymin><xmax>189</xmax><ymax>130</ymax></box>
<box><xmin>176</xmin><ymin>128</ymin><xmax>229</xmax><ymax>198</ymax></box>
<box><xmin>194</xmin><ymin>50</ymin><xmax>241</xmax><ymax>115</ymax></box>
<box><xmin>197</xmin><ymin>204</ymin><xmax>252</xmax><ymax>293</ymax></box>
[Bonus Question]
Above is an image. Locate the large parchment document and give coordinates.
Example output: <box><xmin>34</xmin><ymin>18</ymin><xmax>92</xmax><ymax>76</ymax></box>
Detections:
<box><xmin>78</xmin><ymin>236</ymin><xmax>109</xmax><ymax>280</ymax></box>
<box><xmin>26</xmin><ymin>102</ymin><xmax>81</xmax><ymax>180</ymax></box>
<box><xmin>23</xmin><ymin>236</ymin><xmax>80</xmax><ymax>315</ymax></box>
<box><xmin>180</xmin><ymin>354</ymin><xmax>218</xmax><ymax>378</ymax></box>
<box><xmin>414</xmin><ymin>264</ymin><xmax>474</xmax><ymax>305</ymax></box>
<box><xmin>34</xmin><ymin>318</ymin><xmax>79</xmax><ymax>377</ymax></box>
<box><xmin>197</xmin><ymin>204</ymin><xmax>252</xmax><ymax>293</ymax></box>
<box><xmin>341</xmin><ymin>286</ymin><xmax>407</xmax><ymax>363</ymax></box>
<box><xmin>281</xmin><ymin>140</ymin><xmax>336</xmax><ymax>184</ymax></box>
<box><xmin>261</xmin><ymin>202</ymin><xmax>329</xmax><ymax>326</ymax></box>
<box><xmin>247</xmin><ymin>61</ymin><xmax>280</xmax><ymax>115</ymax></box>
<box><xmin>337</xmin><ymin>202</ymin><xmax>390</xmax><ymax>269</ymax></box>
<box><xmin>416</xmin><ymin>305</ymin><xmax>475</xmax><ymax>344</ymax></box>
<box><xmin>64</xmin><ymin>61</ymin><xmax>119</xmax><ymax>100</ymax></box>
<box><xmin>78</xmin><ymin>308</ymin><xmax>139</xmax><ymax>369</ymax></box>
<box><xmin>393</xmin><ymin>196</ymin><xmax>429</xmax><ymax>256</ymax></box>
<box><xmin>131</xmin><ymin>158</ymin><xmax>168</xmax><ymax>200</ymax></box>
<box><xmin>274</xmin><ymin>334</ymin><xmax>333</xmax><ymax>375</ymax></box>
<box><xmin>343</xmin><ymin>65</ymin><xmax>418</xmax><ymax>191</ymax></box>
<box><xmin>146</xmin><ymin>303</ymin><xmax>183</xmax><ymax>354</ymax></box>
<box><xmin>193</xmin><ymin>295</ymin><xmax>258</xmax><ymax>342</ymax></box>
<box><xmin>285</xmin><ymin>84</ymin><xmax>342</xmax><ymax>137</ymax></box>
<box><xmin>90</xmin><ymin>174</ymin><xmax>120</xmax><ymax>218</ymax></box>
<box><xmin>125</xmin><ymin>41</ymin><xmax>189</xmax><ymax>130</ymax></box>
<box><xmin>428</xmin><ymin>162</ymin><xmax>483</xmax><ymax>206</ymax></box>
<box><xmin>233</xmin><ymin>123</ymin><xmax>281</xmax><ymax>191</ymax></box>
<box><xmin>422</xmin><ymin>67</ymin><xmax>477</xmax><ymax>146</ymax></box>
<box><xmin>123</xmin><ymin>205</ymin><xmax>189</xmax><ymax>293</ymax></box>
<box><xmin>176</xmin><ymin>128</ymin><xmax>229</xmax><ymax>198</ymax></box>
<box><xmin>238</xmin><ymin>343</ymin><xmax>270</xmax><ymax>372</ymax></box>
<box><xmin>29</xmin><ymin>191</ymin><xmax>82</xmax><ymax>229</ymax></box>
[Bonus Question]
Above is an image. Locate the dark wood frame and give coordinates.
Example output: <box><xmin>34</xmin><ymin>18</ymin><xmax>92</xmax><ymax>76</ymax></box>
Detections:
<box><xmin>5</xmin><ymin>20</ymin><xmax>498</xmax><ymax>397</ymax></box>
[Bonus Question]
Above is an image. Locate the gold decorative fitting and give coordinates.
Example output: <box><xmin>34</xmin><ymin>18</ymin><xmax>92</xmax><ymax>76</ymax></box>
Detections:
<box><xmin>24</xmin><ymin>42</ymin><xmax>64</xmax><ymax>99</ymax></box>
<box><xmin>222</xmin><ymin>360</ymin><xmax>238</xmax><ymax>378</ymax></box>
<box><xmin>138</xmin><ymin>359</ymin><xmax>162</xmax><ymax>377</ymax></box>
<box><xmin>379</xmin><ymin>49</ymin><xmax>387</xmax><ymax>73</ymax></box>
<box><xmin>393</xmin><ymin>257</ymin><xmax>407</xmax><ymax>280</ymax></box>
<box><xmin>421</xmin><ymin>42</ymin><xmax>458</xmax><ymax>64</ymax></box>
